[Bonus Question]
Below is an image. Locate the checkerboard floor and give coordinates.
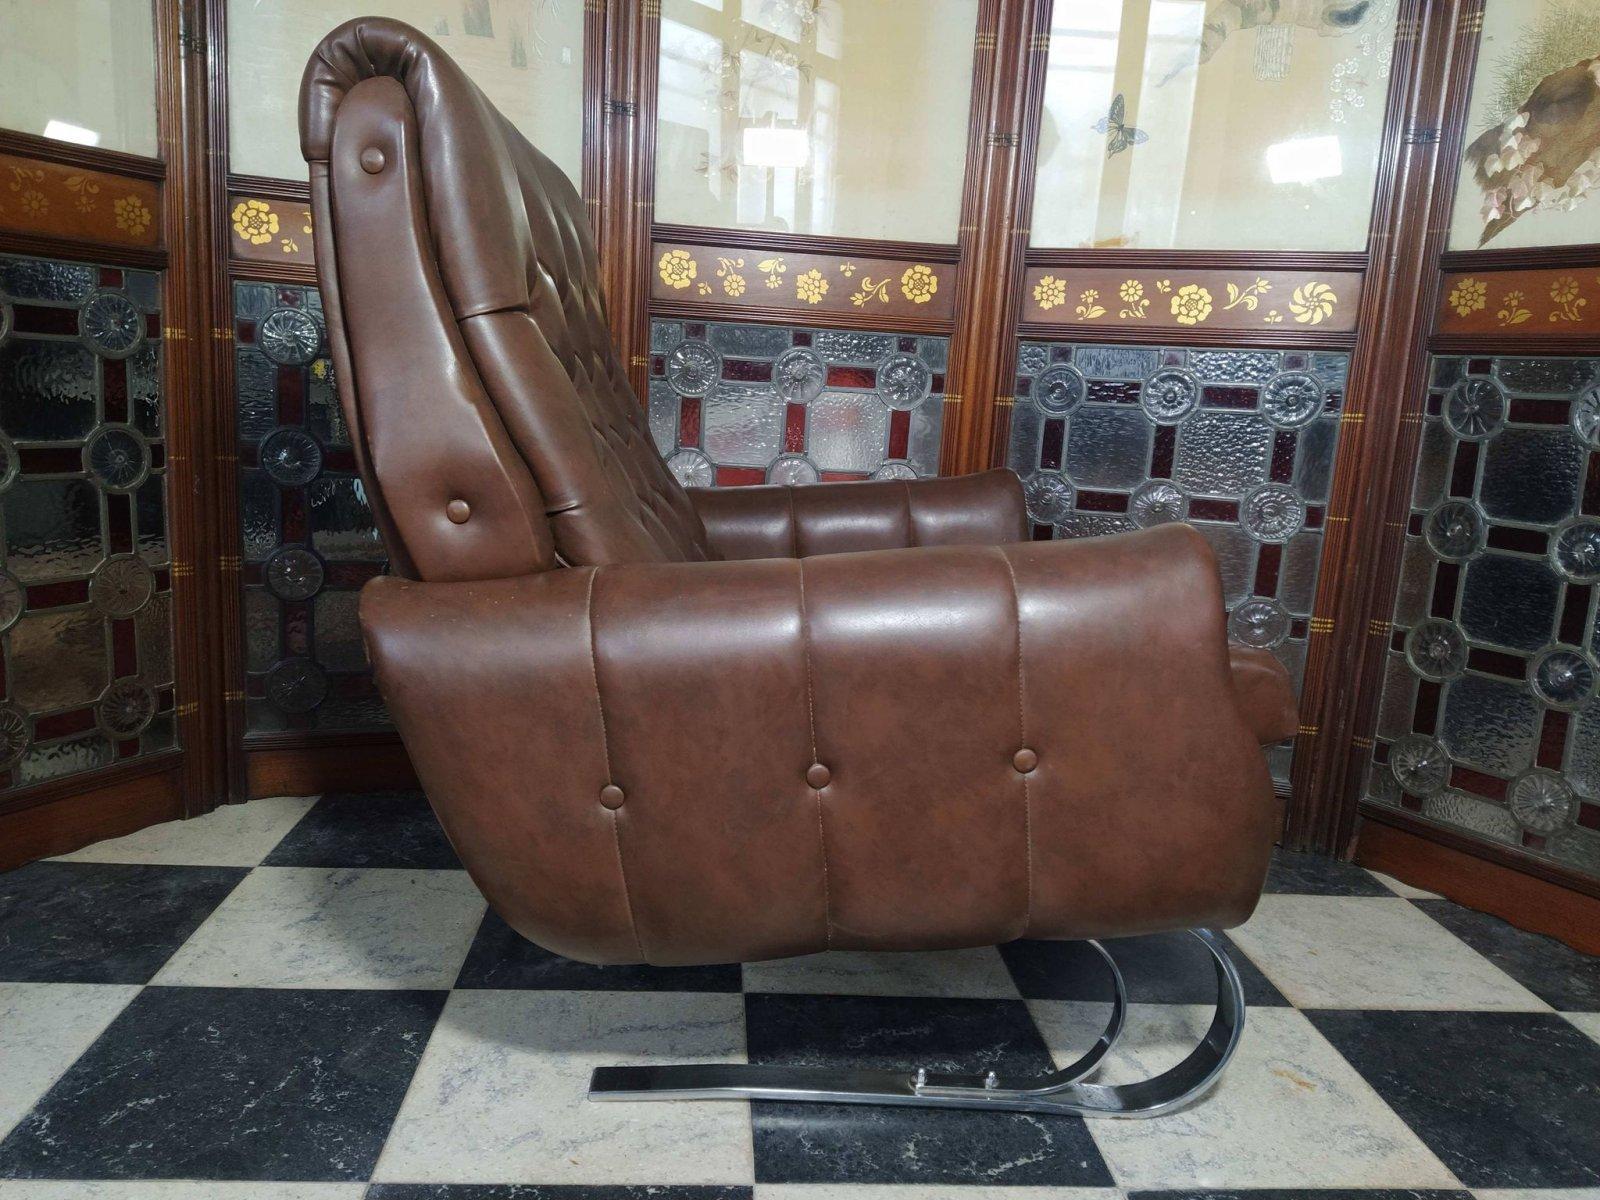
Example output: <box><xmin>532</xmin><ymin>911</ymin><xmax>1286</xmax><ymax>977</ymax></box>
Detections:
<box><xmin>2</xmin><ymin>792</ymin><xmax>1598</xmax><ymax>1199</ymax></box>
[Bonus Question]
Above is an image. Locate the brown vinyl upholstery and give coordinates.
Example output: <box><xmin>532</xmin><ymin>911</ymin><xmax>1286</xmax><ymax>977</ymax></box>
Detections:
<box><xmin>301</xmin><ymin>18</ymin><xmax>1296</xmax><ymax>966</ymax></box>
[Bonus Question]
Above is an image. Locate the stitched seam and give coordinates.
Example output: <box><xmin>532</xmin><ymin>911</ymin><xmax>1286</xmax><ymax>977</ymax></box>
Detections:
<box><xmin>786</xmin><ymin>486</ymin><xmax>800</xmax><ymax>559</ymax></box>
<box><xmin>997</xmin><ymin>549</ymin><xmax>1034</xmax><ymax>938</ymax></box>
<box><xmin>901</xmin><ymin>480</ymin><xmax>916</xmax><ymax>547</ymax></box>
<box><xmin>797</xmin><ymin>559</ymin><xmax>832</xmax><ymax>949</ymax></box>
<box><xmin>585</xmin><ymin>567</ymin><xmax>646</xmax><ymax>962</ymax></box>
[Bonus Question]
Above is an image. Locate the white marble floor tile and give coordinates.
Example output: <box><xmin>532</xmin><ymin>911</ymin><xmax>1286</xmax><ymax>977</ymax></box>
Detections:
<box><xmin>742</xmin><ymin>946</ymin><xmax>1020</xmax><ymax>999</ymax></box>
<box><xmin>1030</xmin><ymin>1000</ymin><xmax>1460</xmax><ymax>1189</ymax></box>
<box><xmin>53</xmin><ymin>795</ymin><xmax>318</xmax><ymax>867</ymax></box>
<box><xmin>1476</xmin><ymin>1192</ymin><xmax>1600</xmax><ymax>1200</ymax></box>
<box><xmin>756</xmin><ymin>1188</ymin><xmax>1121</xmax><ymax>1200</ymax></box>
<box><xmin>373</xmin><ymin>989</ymin><xmax>752</xmax><ymax>1185</ymax></box>
<box><xmin>1227</xmin><ymin>895</ymin><xmax>1549</xmax><ymax>1010</ymax></box>
<box><xmin>151</xmin><ymin>867</ymin><xmax>485</xmax><ymax>989</ymax></box>
<box><xmin>0</xmin><ymin>1186</ymin><xmax>362</xmax><ymax>1199</ymax></box>
<box><xmin>0</xmin><ymin>982</ymin><xmax>140</xmax><ymax>1142</ymax></box>
<box><xmin>1564</xmin><ymin>1011</ymin><xmax>1600</xmax><ymax>1045</ymax></box>
<box><xmin>1367</xmin><ymin>869</ymin><xmax>1443</xmax><ymax>899</ymax></box>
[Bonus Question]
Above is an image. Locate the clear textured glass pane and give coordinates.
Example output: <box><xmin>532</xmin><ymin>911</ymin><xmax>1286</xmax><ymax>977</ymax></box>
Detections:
<box><xmin>309</xmin><ymin>476</ymin><xmax>384</xmax><ymax>561</ymax></box>
<box><xmin>1063</xmin><ymin>406</ymin><xmax>1151</xmax><ymax>489</ymax></box>
<box><xmin>907</xmin><ymin>397</ymin><xmax>944</xmax><ymax>479</ymax></box>
<box><xmin>1376</xmin><ymin>653</ymin><xmax>1418</xmax><ymax>742</ymax></box>
<box><xmin>4</xmin><ymin>480</ymin><xmax>104</xmax><ymax>582</ymax></box>
<box><xmin>1292</xmin><ymin>417</ymin><xmax>1340</xmax><ymax>505</ymax></box>
<box><xmin>1196</xmin><ymin>522</ymin><xmax>1255</xmax><ymax>607</ymax></box>
<box><xmin>814</xmin><ymin>331</ymin><xmax>894</xmax><ymax>365</ymax></box>
<box><xmin>1188</xmin><ymin>351</ymin><xmax>1280</xmax><ymax>384</ymax></box>
<box><xmin>1391</xmin><ymin>535</ymin><xmax>1434</xmax><ymax>629</ymax></box>
<box><xmin>1279</xmin><ymin>531</ymin><xmax>1323</xmax><ymax>616</ymax></box>
<box><xmin>1033</xmin><ymin>0</ymin><xmax>1399</xmax><ymax>250</ymax></box>
<box><xmin>809</xmin><ymin>391</ymin><xmax>890</xmax><ymax>472</ymax></box>
<box><xmin>244</xmin><ymin>589</ymin><xmax>280</xmax><ymax>675</ymax></box>
<box><xmin>647</xmin><ymin>379</ymin><xmax>679</xmax><ymax>455</ymax></box>
<box><xmin>655</xmin><ymin>0</ymin><xmax>978</xmax><ymax>241</ymax></box>
<box><xmin>240</xmin><ymin>471</ymin><xmax>280</xmax><ymax>562</ymax></box>
<box><xmin>1421</xmin><ymin>791</ymin><xmax>1520</xmax><ymax>845</ymax></box>
<box><xmin>136</xmin><ymin>476</ymin><xmax>167</xmax><ymax>567</ymax></box>
<box><xmin>1</xmin><ymin>0</ymin><xmax>158</xmax><ymax>156</ymax></box>
<box><xmin>1458</xmin><ymin>553</ymin><xmax>1560</xmax><ymax>652</ymax></box>
<box><xmin>1494</xmin><ymin>357</ymin><xmax>1597</xmax><ymax>395</ymax></box>
<box><xmin>1440</xmin><ymin>673</ymin><xmax>1541</xmax><ymax>775</ymax></box>
<box><xmin>314</xmin><ymin>591</ymin><xmax>368</xmax><ymax>672</ymax></box>
<box><xmin>135</xmin><ymin>592</ymin><xmax>174</xmax><ymax>690</ymax></box>
<box><xmin>9</xmin><ymin>610</ymin><xmax>109</xmax><ymax>712</ymax></box>
<box><xmin>0</xmin><ymin>341</ymin><xmax>98</xmax><ymax>441</ymax></box>
<box><xmin>228</xmin><ymin>0</ymin><xmax>585</xmax><ymax>182</ymax></box>
<box><xmin>702</xmin><ymin>382</ymin><xmax>785</xmax><ymax>468</ymax></box>
<box><xmin>1071</xmin><ymin>346</ymin><xmax>1162</xmax><ymax>381</ymax></box>
<box><xmin>19</xmin><ymin>735</ymin><xmax>114</xmax><ymax>786</ymax></box>
<box><xmin>1174</xmin><ymin>412</ymin><xmax>1273</xmax><ymax>497</ymax></box>
<box><xmin>1478</xmin><ymin>429</ymin><xmax>1583</xmax><ymax>525</ymax></box>
<box><xmin>1410</xmin><ymin>420</ymin><xmax>1453</xmax><ymax>511</ymax></box>
<box><xmin>707</xmin><ymin>323</ymin><xmax>791</xmax><ymax>358</ymax></box>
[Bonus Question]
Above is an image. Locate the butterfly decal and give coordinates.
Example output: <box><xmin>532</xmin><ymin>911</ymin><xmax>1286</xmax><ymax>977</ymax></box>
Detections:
<box><xmin>1092</xmin><ymin>93</ymin><xmax>1149</xmax><ymax>157</ymax></box>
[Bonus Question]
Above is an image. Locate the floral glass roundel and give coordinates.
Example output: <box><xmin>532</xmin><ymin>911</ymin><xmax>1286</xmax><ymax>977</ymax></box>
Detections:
<box><xmin>1529</xmin><ymin>645</ymin><xmax>1597</xmax><ymax>710</ymax></box>
<box><xmin>266</xmin><ymin>657</ymin><xmax>329</xmax><ymax>714</ymax></box>
<box><xmin>1141</xmin><ymin>368</ymin><xmax>1201</xmax><ymax>425</ymax></box>
<box><xmin>265</xmin><ymin>546</ymin><xmax>325</xmax><ymax>602</ymax></box>
<box><xmin>1507</xmin><ymin>769</ymin><xmax>1576</xmax><ymax>835</ymax></box>
<box><xmin>767</xmin><ymin>454</ymin><xmax>820</xmax><ymax>485</ymax></box>
<box><xmin>877</xmin><ymin>354</ymin><xmax>933</xmax><ymax>411</ymax></box>
<box><xmin>1389</xmin><ymin>733</ymin><xmax>1449</xmax><ymax>797</ymax></box>
<box><xmin>1261</xmin><ymin>371</ymin><xmax>1326</xmax><ymax>430</ymax></box>
<box><xmin>1551</xmin><ymin>517</ymin><xmax>1600</xmax><ymax>583</ymax></box>
<box><xmin>83</xmin><ymin>425</ymin><xmax>150</xmax><ymax>492</ymax></box>
<box><xmin>1241</xmin><ymin>483</ymin><xmax>1305</xmax><ymax>544</ymax></box>
<box><xmin>1228</xmin><ymin>597</ymin><xmax>1290</xmax><ymax>649</ymax></box>
<box><xmin>665</xmin><ymin>340</ymin><xmax>720</xmax><ymax>397</ymax></box>
<box><xmin>1444</xmin><ymin>377</ymin><xmax>1506</xmax><ymax>442</ymax></box>
<box><xmin>79</xmin><ymin>290</ymin><xmax>143</xmax><ymax>359</ymax></box>
<box><xmin>1023</xmin><ymin>471</ymin><xmax>1075</xmax><ymax>524</ymax></box>
<box><xmin>1573</xmin><ymin>385</ymin><xmax>1600</xmax><ymax>450</ymax></box>
<box><xmin>1424</xmin><ymin>499</ymin><xmax>1486</xmax><ymax>561</ymax></box>
<box><xmin>1405</xmin><ymin>618</ymin><xmax>1468</xmax><ymax>682</ymax></box>
<box><xmin>872</xmin><ymin>462</ymin><xmax>917</xmax><ymax>481</ymax></box>
<box><xmin>0</xmin><ymin>571</ymin><xmax>21</xmax><ymax>634</ymax></box>
<box><xmin>1130</xmin><ymin>479</ymin><xmax>1188</xmax><ymax>528</ymax></box>
<box><xmin>666</xmin><ymin>448</ymin><xmax>714</xmax><ymax>488</ymax></box>
<box><xmin>97</xmin><ymin>681</ymin><xmax>156</xmax><ymax>739</ymax></box>
<box><xmin>260</xmin><ymin>427</ymin><xmax>324</xmax><ymax>487</ymax></box>
<box><xmin>773</xmin><ymin>348</ymin><xmax>826</xmax><ymax>405</ymax></box>
<box><xmin>0</xmin><ymin>703</ymin><xmax>29</xmax><ymax>769</ymax></box>
<box><xmin>0</xmin><ymin>433</ymin><xmax>17</xmax><ymax>494</ymax></box>
<box><xmin>257</xmin><ymin>307</ymin><xmax>322</xmax><ymax>366</ymax></box>
<box><xmin>90</xmin><ymin>555</ymin><xmax>155</xmax><ymax>618</ymax></box>
<box><xmin>1032</xmin><ymin>364</ymin><xmax>1087</xmax><ymax>417</ymax></box>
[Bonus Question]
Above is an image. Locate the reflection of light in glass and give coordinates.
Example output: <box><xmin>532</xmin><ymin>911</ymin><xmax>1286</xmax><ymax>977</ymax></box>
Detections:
<box><xmin>743</xmin><ymin>126</ymin><xmax>809</xmax><ymax>169</ymax></box>
<box><xmin>44</xmin><ymin>120</ymin><xmax>99</xmax><ymax>146</ymax></box>
<box><xmin>1267</xmin><ymin>135</ymin><xmax>1344</xmax><ymax>185</ymax></box>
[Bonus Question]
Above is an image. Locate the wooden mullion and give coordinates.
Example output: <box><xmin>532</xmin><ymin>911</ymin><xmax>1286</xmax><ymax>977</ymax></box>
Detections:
<box><xmin>1285</xmin><ymin>0</ymin><xmax>1485</xmax><ymax>855</ymax></box>
<box><xmin>942</xmin><ymin>0</ymin><xmax>1052</xmax><ymax>477</ymax></box>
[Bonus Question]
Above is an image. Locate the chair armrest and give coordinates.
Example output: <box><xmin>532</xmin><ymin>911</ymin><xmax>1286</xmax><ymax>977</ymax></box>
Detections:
<box><xmin>687</xmin><ymin>468</ymin><xmax>1026</xmax><ymax>559</ymax></box>
<box><xmin>361</xmin><ymin>522</ymin><xmax>1278</xmax><ymax>967</ymax></box>
<box><xmin>1228</xmin><ymin>645</ymin><xmax>1299</xmax><ymax>745</ymax></box>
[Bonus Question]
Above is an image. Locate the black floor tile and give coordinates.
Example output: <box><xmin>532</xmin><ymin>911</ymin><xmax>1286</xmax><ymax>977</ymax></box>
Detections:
<box><xmin>263</xmin><ymin>789</ymin><xmax>461</xmax><ymax>869</ymax></box>
<box><xmin>999</xmin><ymin>930</ymin><xmax>1288</xmax><ymax>1006</ymax></box>
<box><xmin>0</xmin><ymin>861</ymin><xmax>245</xmax><ymax>983</ymax></box>
<box><xmin>1129</xmin><ymin>1191</ymin><xmax>1473</xmax><ymax>1200</ymax></box>
<box><xmin>1308</xmin><ymin>1008</ymin><xmax>1600</xmax><ymax>1188</ymax></box>
<box><xmin>0</xmin><ymin>985</ymin><xmax>446</xmax><ymax>1181</ymax></box>
<box><xmin>1264</xmin><ymin>848</ymin><xmax>1394</xmax><ymax>896</ymax></box>
<box><xmin>368</xmin><ymin>1190</ymin><xmax>751</xmax><ymax>1200</ymax></box>
<box><xmin>1415</xmin><ymin>899</ymin><xmax>1600</xmax><ymax>1011</ymax></box>
<box><xmin>745</xmin><ymin>992</ymin><xmax>1112</xmax><ymax>1186</ymax></box>
<box><xmin>454</xmin><ymin>910</ymin><xmax>741</xmax><ymax>991</ymax></box>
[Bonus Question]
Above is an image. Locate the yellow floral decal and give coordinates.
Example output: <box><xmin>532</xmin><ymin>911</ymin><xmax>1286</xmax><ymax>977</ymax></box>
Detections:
<box><xmin>901</xmin><ymin>264</ymin><xmax>938</xmax><ymax>305</ymax></box>
<box><xmin>1118</xmin><ymin>279</ymin><xmax>1148</xmax><ymax>319</ymax></box>
<box><xmin>1170</xmin><ymin>283</ymin><xmax>1213</xmax><ymax>326</ymax></box>
<box><xmin>838</xmin><ymin>262</ymin><xmax>856</xmax><ymax>277</ymax></box>
<box><xmin>1033</xmin><ymin>275</ymin><xmax>1066</xmax><ymax>311</ymax></box>
<box><xmin>1264</xmin><ymin>310</ymin><xmax>1284</xmax><ymax>324</ymax></box>
<box><xmin>715</xmin><ymin>255</ymin><xmax>746</xmax><ymax>297</ymax></box>
<box><xmin>696</xmin><ymin>282</ymin><xmax>713</xmax><ymax>296</ymax></box>
<box><xmin>795</xmin><ymin>268</ymin><xmax>829</xmax><ymax>305</ymax></box>
<box><xmin>1496</xmin><ymin>291</ymin><xmax>1532</xmax><ymax>326</ymax></box>
<box><xmin>758</xmin><ymin>257</ymin><xmax>787</xmax><ymax>288</ymax></box>
<box><xmin>232</xmin><ymin>198</ymin><xmax>279</xmax><ymax>246</ymax></box>
<box><xmin>1447</xmin><ymin>277</ymin><xmax>1486</xmax><ymax>317</ymax></box>
<box><xmin>657</xmin><ymin>248</ymin><xmax>697</xmax><ymax>290</ymax></box>
<box><xmin>1075</xmin><ymin>289</ymin><xmax>1107</xmax><ymax>320</ymax></box>
<box><xmin>1155</xmin><ymin>279</ymin><xmax>1172</xmax><ymax>293</ymax></box>
<box><xmin>1223</xmin><ymin>277</ymin><xmax>1271</xmax><ymax>312</ymax></box>
<box><xmin>18</xmin><ymin>189</ymin><xmax>48</xmax><ymax>218</ymax></box>
<box><xmin>1549</xmin><ymin>275</ymin><xmax>1586</xmax><ymax>323</ymax></box>
<box><xmin>113</xmin><ymin>195</ymin><xmax>151</xmax><ymax>237</ymax></box>
<box><xmin>64</xmin><ymin>174</ymin><xmax>100</xmax><ymax>213</ymax></box>
<box><xmin>1290</xmin><ymin>282</ymin><xmax>1337</xmax><ymax>325</ymax></box>
<box><xmin>851</xmin><ymin>277</ymin><xmax>891</xmax><ymax>307</ymax></box>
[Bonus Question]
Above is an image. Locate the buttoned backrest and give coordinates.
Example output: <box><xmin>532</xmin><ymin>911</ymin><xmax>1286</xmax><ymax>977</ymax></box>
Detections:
<box><xmin>300</xmin><ymin>17</ymin><xmax>710</xmax><ymax>580</ymax></box>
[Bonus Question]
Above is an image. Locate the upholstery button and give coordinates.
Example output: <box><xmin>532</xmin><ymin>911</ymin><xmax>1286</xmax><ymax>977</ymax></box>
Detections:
<box><xmin>600</xmin><ymin>784</ymin><xmax>625</xmax><ymax>809</ymax></box>
<box><xmin>806</xmin><ymin>763</ymin><xmax>831</xmax><ymax>789</ymax></box>
<box><xmin>446</xmin><ymin>499</ymin><xmax>471</xmax><ymax>524</ymax></box>
<box><xmin>1013</xmin><ymin>748</ymin><xmax>1038</xmax><ymax>773</ymax></box>
<box><xmin>359</xmin><ymin>147</ymin><xmax>386</xmax><ymax>174</ymax></box>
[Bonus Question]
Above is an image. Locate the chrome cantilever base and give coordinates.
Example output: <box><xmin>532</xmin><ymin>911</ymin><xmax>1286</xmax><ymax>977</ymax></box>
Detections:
<box><xmin>589</xmin><ymin>927</ymin><xmax>1245</xmax><ymax>1119</ymax></box>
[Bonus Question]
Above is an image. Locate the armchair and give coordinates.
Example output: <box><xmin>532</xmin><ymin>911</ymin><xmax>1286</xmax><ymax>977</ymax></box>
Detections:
<box><xmin>300</xmin><ymin>18</ymin><xmax>1296</xmax><ymax>1118</ymax></box>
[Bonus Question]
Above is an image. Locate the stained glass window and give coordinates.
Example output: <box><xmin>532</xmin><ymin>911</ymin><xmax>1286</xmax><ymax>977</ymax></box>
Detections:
<box><xmin>0</xmin><ymin>252</ymin><xmax>176</xmax><ymax>787</ymax></box>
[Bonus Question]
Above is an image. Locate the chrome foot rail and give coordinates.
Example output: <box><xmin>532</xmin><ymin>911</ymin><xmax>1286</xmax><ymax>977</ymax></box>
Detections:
<box><xmin>589</xmin><ymin>927</ymin><xmax>1245</xmax><ymax>1118</ymax></box>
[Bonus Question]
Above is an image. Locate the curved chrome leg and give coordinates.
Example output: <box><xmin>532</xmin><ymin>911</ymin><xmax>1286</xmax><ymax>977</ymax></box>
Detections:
<box><xmin>588</xmin><ymin>928</ymin><xmax>1246</xmax><ymax>1118</ymax></box>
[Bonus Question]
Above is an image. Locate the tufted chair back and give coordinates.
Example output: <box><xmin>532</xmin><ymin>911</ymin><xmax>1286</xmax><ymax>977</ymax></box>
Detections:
<box><xmin>299</xmin><ymin>17</ymin><xmax>710</xmax><ymax>581</ymax></box>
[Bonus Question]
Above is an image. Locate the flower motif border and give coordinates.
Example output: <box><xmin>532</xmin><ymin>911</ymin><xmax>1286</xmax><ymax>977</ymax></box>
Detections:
<box><xmin>1023</xmin><ymin>267</ymin><xmax>1361</xmax><ymax>333</ymax></box>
